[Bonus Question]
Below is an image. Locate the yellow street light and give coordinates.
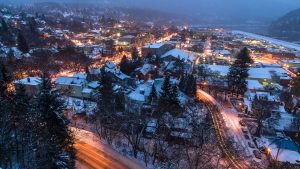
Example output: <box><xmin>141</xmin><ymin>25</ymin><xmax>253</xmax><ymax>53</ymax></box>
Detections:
<box><xmin>266</xmin><ymin>147</ymin><xmax>271</xmax><ymax>155</ymax></box>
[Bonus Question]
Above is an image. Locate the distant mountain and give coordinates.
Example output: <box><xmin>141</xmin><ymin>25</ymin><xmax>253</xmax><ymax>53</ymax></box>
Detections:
<box><xmin>269</xmin><ymin>8</ymin><xmax>300</xmax><ymax>42</ymax></box>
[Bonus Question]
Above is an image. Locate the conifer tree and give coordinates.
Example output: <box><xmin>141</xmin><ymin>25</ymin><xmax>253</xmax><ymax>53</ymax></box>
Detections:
<box><xmin>99</xmin><ymin>71</ymin><xmax>115</xmax><ymax>113</ymax></box>
<box><xmin>159</xmin><ymin>75</ymin><xmax>172</xmax><ymax>104</ymax></box>
<box><xmin>131</xmin><ymin>47</ymin><xmax>139</xmax><ymax>61</ymax></box>
<box><xmin>17</xmin><ymin>31</ymin><xmax>29</xmax><ymax>53</ymax></box>
<box><xmin>227</xmin><ymin>59</ymin><xmax>249</xmax><ymax>96</ymax></box>
<box><xmin>150</xmin><ymin>83</ymin><xmax>157</xmax><ymax>103</ymax></box>
<box><xmin>237</xmin><ymin>47</ymin><xmax>253</xmax><ymax>66</ymax></box>
<box><xmin>36</xmin><ymin>74</ymin><xmax>75</xmax><ymax>169</ymax></box>
<box><xmin>0</xmin><ymin>63</ymin><xmax>11</xmax><ymax>95</ymax></box>
<box><xmin>7</xmin><ymin>49</ymin><xmax>15</xmax><ymax>66</ymax></box>
<box><xmin>120</xmin><ymin>55</ymin><xmax>129</xmax><ymax>74</ymax></box>
<box><xmin>170</xmin><ymin>84</ymin><xmax>179</xmax><ymax>105</ymax></box>
<box><xmin>1</xmin><ymin>18</ymin><xmax>8</xmax><ymax>32</ymax></box>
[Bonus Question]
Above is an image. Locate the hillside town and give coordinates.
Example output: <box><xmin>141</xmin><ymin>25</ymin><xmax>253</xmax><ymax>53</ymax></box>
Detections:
<box><xmin>0</xmin><ymin>3</ymin><xmax>300</xmax><ymax>169</ymax></box>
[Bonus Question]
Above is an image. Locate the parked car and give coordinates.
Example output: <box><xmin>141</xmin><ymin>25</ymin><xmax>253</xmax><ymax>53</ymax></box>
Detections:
<box><xmin>242</xmin><ymin>128</ymin><xmax>248</xmax><ymax>134</ymax></box>
<box><xmin>244</xmin><ymin>134</ymin><xmax>250</xmax><ymax>140</ymax></box>
<box><xmin>253</xmin><ymin>150</ymin><xmax>262</xmax><ymax>159</ymax></box>
<box><xmin>239</xmin><ymin>120</ymin><xmax>246</xmax><ymax>126</ymax></box>
<box><xmin>248</xmin><ymin>142</ymin><xmax>255</xmax><ymax>148</ymax></box>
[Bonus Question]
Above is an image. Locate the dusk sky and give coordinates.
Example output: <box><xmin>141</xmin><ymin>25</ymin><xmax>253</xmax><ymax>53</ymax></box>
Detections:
<box><xmin>2</xmin><ymin>0</ymin><xmax>299</xmax><ymax>22</ymax></box>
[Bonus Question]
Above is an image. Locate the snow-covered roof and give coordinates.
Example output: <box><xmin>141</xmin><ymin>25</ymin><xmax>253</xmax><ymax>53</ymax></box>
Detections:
<box><xmin>143</xmin><ymin>43</ymin><xmax>165</xmax><ymax>49</ymax></box>
<box><xmin>105</xmin><ymin>61</ymin><xmax>116</xmax><ymax>69</ymax></box>
<box><xmin>161</xmin><ymin>48</ymin><xmax>194</xmax><ymax>62</ymax></box>
<box><xmin>82</xmin><ymin>88</ymin><xmax>93</xmax><ymax>94</ymax></box>
<box><xmin>88</xmin><ymin>81</ymin><xmax>100</xmax><ymax>89</ymax></box>
<box><xmin>15</xmin><ymin>77</ymin><xmax>42</xmax><ymax>86</ymax></box>
<box><xmin>206</xmin><ymin>65</ymin><xmax>229</xmax><ymax>76</ymax></box>
<box><xmin>73</xmin><ymin>73</ymin><xmax>87</xmax><ymax>79</ymax></box>
<box><xmin>128</xmin><ymin>78</ymin><xmax>179</xmax><ymax>102</ymax></box>
<box><xmin>281</xmin><ymin>59</ymin><xmax>300</xmax><ymax>64</ymax></box>
<box><xmin>246</xmin><ymin>80</ymin><xmax>264</xmax><ymax>90</ymax></box>
<box><xmin>146</xmin><ymin>118</ymin><xmax>158</xmax><ymax>133</ymax></box>
<box><xmin>122</xmin><ymin>35</ymin><xmax>135</xmax><ymax>39</ymax></box>
<box><xmin>89</xmin><ymin>68</ymin><xmax>101</xmax><ymax>75</ymax></box>
<box><xmin>206</xmin><ymin>64</ymin><xmax>291</xmax><ymax>80</ymax></box>
<box><xmin>214</xmin><ymin>49</ymin><xmax>231</xmax><ymax>55</ymax></box>
<box><xmin>56</xmin><ymin>76</ymin><xmax>86</xmax><ymax>86</ymax></box>
<box><xmin>105</xmin><ymin>67</ymin><xmax>129</xmax><ymax>80</ymax></box>
<box><xmin>135</xmin><ymin>64</ymin><xmax>154</xmax><ymax>75</ymax></box>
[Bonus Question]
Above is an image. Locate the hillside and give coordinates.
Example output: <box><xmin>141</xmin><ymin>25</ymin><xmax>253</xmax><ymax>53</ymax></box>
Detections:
<box><xmin>269</xmin><ymin>8</ymin><xmax>300</xmax><ymax>42</ymax></box>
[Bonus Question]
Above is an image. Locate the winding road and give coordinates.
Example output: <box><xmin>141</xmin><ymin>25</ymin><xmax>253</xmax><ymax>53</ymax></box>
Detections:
<box><xmin>72</xmin><ymin>128</ymin><xmax>147</xmax><ymax>169</ymax></box>
<box><xmin>197</xmin><ymin>89</ymin><xmax>248</xmax><ymax>169</ymax></box>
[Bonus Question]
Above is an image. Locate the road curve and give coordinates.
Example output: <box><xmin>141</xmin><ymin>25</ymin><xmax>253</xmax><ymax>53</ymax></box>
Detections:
<box><xmin>197</xmin><ymin>89</ymin><xmax>248</xmax><ymax>169</ymax></box>
<box><xmin>75</xmin><ymin>141</ymin><xmax>133</xmax><ymax>169</ymax></box>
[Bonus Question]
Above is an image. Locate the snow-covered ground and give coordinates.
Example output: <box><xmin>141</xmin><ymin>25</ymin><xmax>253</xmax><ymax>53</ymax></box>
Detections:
<box><xmin>256</xmin><ymin>136</ymin><xmax>300</xmax><ymax>164</ymax></box>
<box><xmin>65</xmin><ymin>97</ymin><xmax>97</xmax><ymax>115</ymax></box>
<box><xmin>232</xmin><ymin>30</ymin><xmax>300</xmax><ymax>51</ymax></box>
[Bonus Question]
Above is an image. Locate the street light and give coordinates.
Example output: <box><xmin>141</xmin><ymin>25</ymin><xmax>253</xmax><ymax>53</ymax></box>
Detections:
<box><xmin>266</xmin><ymin>147</ymin><xmax>271</xmax><ymax>155</ymax></box>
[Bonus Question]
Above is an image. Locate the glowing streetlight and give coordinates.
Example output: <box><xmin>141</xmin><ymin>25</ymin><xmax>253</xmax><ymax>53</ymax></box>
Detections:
<box><xmin>266</xmin><ymin>147</ymin><xmax>271</xmax><ymax>155</ymax></box>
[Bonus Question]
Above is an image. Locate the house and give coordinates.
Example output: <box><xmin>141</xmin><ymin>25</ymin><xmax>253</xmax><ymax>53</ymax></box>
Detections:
<box><xmin>134</xmin><ymin>64</ymin><xmax>155</xmax><ymax>80</ymax></box>
<box><xmin>141</xmin><ymin>43</ymin><xmax>173</xmax><ymax>57</ymax></box>
<box><xmin>14</xmin><ymin>77</ymin><xmax>42</xmax><ymax>96</ymax></box>
<box><xmin>279</xmin><ymin>59</ymin><xmax>300</xmax><ymax>68</ymax></box>
<box><xmin>160</xmin><ymin>48</ymin><xmax>195</xmax><ymax>64</ymax></box>
<box><xmin>246</xmin><ymin>80</ymin><xmax>265</xmax><ymax>92</ymax></box>
<box><xmin>55</xmin><ymin>73</ymin><xmax>98</xmax><ymax>99</ymax></box>
<box><xmin>125</xmin><ymin>78</ymin><xmax>184</xmax><ymax>114</ymax></box>
<box><xmin>214</xmin><ymin>49</ymin><xmax>231</xmax><ymax>59</ymax></box>
<box><xmin>104</xmin><ymin>62</ymin><xmax>136</xmax><ymax>87</ymax></box>
<box><xmin>206</xmin><ymin>64</ymin><xmax>292</xmax><ymax>85</ymax></box>
<box><xmin>160</xmin><ymin>49</ymin><xmax>195</xmax><ymax>74</ymax></box>
<box><xmin>168</xmin><ymin>118</ymin><xmax>192</xmax><ymax>143</ymax></box>
<box><xmin>144</xmin><ymin>118</ymin><xmax>158</xmax><ymax>138</ymax></box>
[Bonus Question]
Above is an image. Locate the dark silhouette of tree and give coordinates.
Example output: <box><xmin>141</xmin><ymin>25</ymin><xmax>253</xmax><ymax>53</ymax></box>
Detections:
<box><xmin>227</xmin><ymin>59</ymin><xmax>249</xmax><ymax>96</ymax></box>
<box><xmin>99</xmin><ymin>71</ymin><xmax>115</xmax><ymax>113</ymax></box>
<box><xmin>170</xmin><ymin>84</ymin><xmax>179</xmax><ymax>105</ymax></box>
<box><xmin>0</xmin><ymin>63</ymin><xmax>12</xmax><ymax>95</ymax></box>
<box><xmin>131</xmin><ymin>47</ymin><xmax>139</xmax><ymax>61</ymax></box>
<box><xmin>7</xmin><ymin>49</ymin><xmax>15</xmax><ymax>66</ymax></box>
<box><xmin>36</xmin><ymin>74</ymin><xmax>75</xmax><ymax>169</ymax></box>
<box><xmin>1</xmin><ymin>18</ymin><xmax>8</xmax><ymax>32</ymax></box>
<box><xmin>159</xmin><ymin>76</ymin><xmax>182</xmax><ymax>115</ymax></box>
<box><xmin>150</xmin><ymin>83</ymin><xmax>157</xmax><ymax>103</ymax></box>
<box><xmin>120</xmin><ymin>55</ymin><xmax>130</xmax><ymax>75</ymax></box>
<box><xmin>291</xmin><ymin>76</ymin><xmax>300</xmax><ymax>97</ymax></box>
<box><xmin>17</xmin><ymin>31</ymin><xmax>29</xmax><ymax>53</ymax></box>
<box><xmin>237</xmin><ymin>47</ymin><xmax>253</xmax><ymax>65</ymax></box>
